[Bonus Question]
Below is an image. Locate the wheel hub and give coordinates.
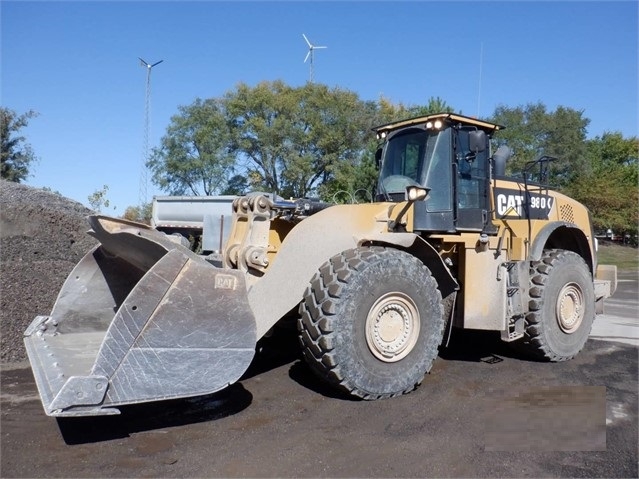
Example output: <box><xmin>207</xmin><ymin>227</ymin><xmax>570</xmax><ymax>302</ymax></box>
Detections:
<box><xmin>366</xmin><ymin>292</ymin><xmax>420</xmax><ymax>362</ymax></box>
<box><xmin>556</xmin><ymin>282</ymin><xmax>585</xmax><ymax>334</ymax></box>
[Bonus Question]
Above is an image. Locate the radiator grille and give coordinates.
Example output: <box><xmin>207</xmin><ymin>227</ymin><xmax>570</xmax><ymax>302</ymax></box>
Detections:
<box><xmin>560</xmin><ymin>203</ymin><xmax>575</xmax><ymax>223</ymax></box>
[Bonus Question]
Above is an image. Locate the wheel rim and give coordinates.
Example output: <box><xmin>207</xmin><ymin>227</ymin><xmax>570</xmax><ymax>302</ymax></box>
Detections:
<box><xmin>556</xmin><ymin>282</ymin><xmax>585</xmax><ymax>334</ymax></box>
<box><xmin>365</xmin><ymin>292</ymin><xmax>420</xmax><ymax>362</ymax></box>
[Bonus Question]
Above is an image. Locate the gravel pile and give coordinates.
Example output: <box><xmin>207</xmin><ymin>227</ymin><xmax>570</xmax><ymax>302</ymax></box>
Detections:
<box><xmin>0</xmin><ymin>180</ymin><xmax>97</xmax><ymax>363</ymax></box>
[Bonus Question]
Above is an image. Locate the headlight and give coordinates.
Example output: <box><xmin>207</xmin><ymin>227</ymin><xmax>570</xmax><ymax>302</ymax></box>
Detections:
<box><xmin>405</xmin><ymin>186</ymin><xmax>429</xmax><ymax>202</ymax></box>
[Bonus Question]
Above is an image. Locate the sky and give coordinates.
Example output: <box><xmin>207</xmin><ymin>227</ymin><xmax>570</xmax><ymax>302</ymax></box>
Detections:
<box><xmin>2</xmin><ymin>1</ymin><xmax>637</xmax><ymax>214</ymax></box>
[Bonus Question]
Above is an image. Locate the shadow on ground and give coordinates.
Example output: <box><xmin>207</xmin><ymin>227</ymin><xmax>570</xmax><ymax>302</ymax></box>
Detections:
<box><xmin>53</xmin><ymin>323</ymin><xmax>575</xmax><ymax>445</ymax></box>
<box><xmin>57</xmin><ymin>382</ymin><xmax>253</xmax><ymax>445</ymax></box>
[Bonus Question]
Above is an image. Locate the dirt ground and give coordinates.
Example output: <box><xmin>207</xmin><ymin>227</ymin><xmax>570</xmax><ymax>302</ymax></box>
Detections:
<box><xmin>1</xmin><ymin>180</ymin><xmax>637</xmax><ymax>477</ymax></box>
<box><xmin>1</xmin><ymin>331</ymin><xmax>637</xmax><ymax>478</ymax></box>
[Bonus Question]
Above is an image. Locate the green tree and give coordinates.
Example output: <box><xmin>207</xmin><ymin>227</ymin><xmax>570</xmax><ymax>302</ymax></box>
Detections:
<box><xmin>88</xmin><ymin>185</ymin><xmax>111</xmax><ymax>212</ymax></box>
<box><xmin>224</xmin><ymin>80</ymin><xmax>294</xmax><ymax>195</ymax></box>
<box><xmin>151</xmin><ymin>84</ymin><xmax>458</xmax><ymax>203</ymax></box>
<box><xmin>220</xmin><ymin>174</ymin><xmax>248</xmax><ymax>195</ymax></box>
<box><xmin>287</xmin><ymin>82</ymin><xmax>377</xmax><ymax>199</ymax></box>
<box><xmin>321</xmin><ymin>95</ymin><xmax>458</xmax><ymax>203</ymax></box>
<box><xmin>122</xmin><ymin>202</ymin><xmax>152</xmax><ymax>224</ymax></box>
<box><xmin>148</xmin><ymin>98</ymin><xmax>236</xmax><ymax>195</ymax></box>
<box><xmin>407</xmin><ymin>96</ymin><xmax>456</xmax><ymax>118</ymax></box>
<box><xmin>564</xmin><ymin>132</ymin><xmax>638</xmax><ymax>237</ymax></box>
<box><xmin>225</xmin><ymin>80</ymin><xmax>377</xmax><ymax>199</ymax></box>
<box><xmin>373</xmin><ymin>95</ymin><xmax>456</xmax><ymax>126</ymax></box>
<box><xmin>1</xmin><ymin>108</ymin><xmax>38</xmax><ymax>182</ymax></box>
<box><xmin>41</xmin><ymin>186</ymin><xmax>62</xmax><ymax>195</ymax></box>
<box><xmin>490</xmin><ymin>103</ymin><xmax>589</xmax><ymax>187</ymax></box>
<box><xmin>319</xmin><ymin>153</ymin><xmax>378</xmax><ymax>203</ymax></box>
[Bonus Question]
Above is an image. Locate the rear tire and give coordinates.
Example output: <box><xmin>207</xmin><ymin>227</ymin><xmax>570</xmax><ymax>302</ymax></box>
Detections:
<box><xmin>298</xmin><ymin>246</ymin><xmax>444</xmax><ymax>399</ymax></box>
<box><xmin>516</xmin><ymin>249</ymin><xmax>595</xmax><ymax>361</ymax></box>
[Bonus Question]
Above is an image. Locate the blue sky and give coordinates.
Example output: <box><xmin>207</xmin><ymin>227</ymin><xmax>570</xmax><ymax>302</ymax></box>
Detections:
<box><xmin>2</xmin><ymin>1</ymin><xmax>637</xmax><ymax>213</ymax></box>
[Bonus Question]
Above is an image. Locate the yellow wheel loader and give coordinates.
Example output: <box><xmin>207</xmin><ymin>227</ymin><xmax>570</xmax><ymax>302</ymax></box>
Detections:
<box><xmin>24</xmin><ymin>113</ymin><xmax>617</xmax><ymax>416</ymax></box>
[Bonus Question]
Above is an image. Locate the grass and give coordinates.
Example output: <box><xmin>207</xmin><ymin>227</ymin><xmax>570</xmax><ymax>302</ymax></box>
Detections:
<box><xmin>597</xmin><ymin>242</ymin><xmax>639</xmax><ymax>271</ymax></box>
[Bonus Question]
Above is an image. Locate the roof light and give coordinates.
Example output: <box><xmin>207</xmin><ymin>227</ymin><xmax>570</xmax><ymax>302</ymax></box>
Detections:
<box><xmin>434</xmin><ymin>120</ymin><xmax>443</xmax><ymax>129</ymax></box>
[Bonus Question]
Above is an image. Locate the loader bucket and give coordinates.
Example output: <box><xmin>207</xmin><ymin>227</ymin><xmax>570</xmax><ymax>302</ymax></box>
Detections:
<box><xmin>24</xmin><ymin>216</ymin><xmax>256</xmax><ymax>417</ymax></box>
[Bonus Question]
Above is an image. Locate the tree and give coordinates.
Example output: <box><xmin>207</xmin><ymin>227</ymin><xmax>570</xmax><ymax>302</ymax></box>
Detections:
<box><xmin>490</xmin><ymin>103</ymin><xmax>589</xmax><ymax>187</ymax></box>
<box><xmin>374</xmin><ymin>95</ymin><xmax>456</xmax><ymax>125</ymax></box>
<box><xmin>41</xmin><ymin>186</ymin><xmax>62</xmax><ymax>195</ymax></box>
<box><xmin>318</xmin><ymin>153</ymin><xmax>378</xmax><ymax>203</ymax></box>
<box><xmin>151</xmin><ymin>83</ymin><xmax>458</xmax><ymax>203</ymax></box>
<box><xmin>88</xmin><ymin>185</ymin><xmax>111</xmax><ymax>212</ymax></box>
<box><xmin>224</xmin><ymin>80</ymin><xmax>377</xmax><ymax>199</ymax></box>
<box><xmin>148</xmin><ymin>98</ymin><xmax>236</xmax><ymax>196</ymax></box>
<box><xmin>1</xmin><ymin>108</ymin><xmax>38</xmax><ymax>182</ymax></box>
<box><xmin>320</xmin><ymin>95</ymin><xmax>458</xmax><ymax>203</ymax></box>
<box><xmin>122</xmin><ymin>203</ymin><xmax>152</xmax><ymax>224</ymax></box>
<box><xmin>285</xmin><ymin>82</ymin><xmax>377</xmax><ymax>199</ymax></box>
<box><xmin>407</xmin><ymin>96</ymin><xmax>456</xmax><ymax>118</ymax></box>
<box><xmin>564</xmin><ymin>132</ymin><xmax>638</xmax><ymax>238</ymax></box>
<box><xmin>222</xmin><ymin>80</ymin><xmax>293</xmax><ymax>195</ymax></box>
<box><xmin>220</xmin><ymin>174</ymin><xmax>249</xmax><ymax>195</ymax></box>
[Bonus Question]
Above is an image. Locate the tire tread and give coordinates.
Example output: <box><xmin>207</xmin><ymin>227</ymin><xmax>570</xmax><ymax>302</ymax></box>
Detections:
<box><xmin>298</xmin><ymin>246</ymin><xmax>444</xmax><ymax>400</ymax></box>
<box><xmin>514</xmin><ymin>249</ymin><xmax>594</xmax><ymax>362</ymax></box>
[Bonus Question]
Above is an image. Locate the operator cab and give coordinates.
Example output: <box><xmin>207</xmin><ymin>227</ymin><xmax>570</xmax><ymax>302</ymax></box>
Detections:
<box><xmin>374</xmin><ymin>113</ymin><xmax>503</xmax><ymax>233</ymax></box>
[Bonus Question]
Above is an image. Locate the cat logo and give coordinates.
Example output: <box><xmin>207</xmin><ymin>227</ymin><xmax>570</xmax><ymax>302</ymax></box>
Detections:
<box><xmin>494</xmin><ymin>187</ymin><xmax>553</xmax><ymax>220</ymax></box>
<box><xmin>215</xmin><ymin>273</ymin><xmax>237</xmax><ymax>290</ymax></box>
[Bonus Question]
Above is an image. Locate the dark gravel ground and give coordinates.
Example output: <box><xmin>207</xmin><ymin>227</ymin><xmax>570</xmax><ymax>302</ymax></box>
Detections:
<box><xmin>0</xmin><ymin>180</ymin><xmax>637</xmax><ymax>478</ymax></box>
<box><xmin>0</xmin><ymin>179</ymin><xmax>97</xmax><ymax>363</ymax></box>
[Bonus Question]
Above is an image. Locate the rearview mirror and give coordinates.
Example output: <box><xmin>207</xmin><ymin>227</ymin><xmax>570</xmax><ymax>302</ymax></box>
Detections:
<box><xmin>469</xmin><ymin>130</ymin><xmax>486</xmax><ymax>153</ymax></box>
<box><xmin>375</xmin><ymin>148</ymin><xmax>382</xmax><ymax>168</ymax></box>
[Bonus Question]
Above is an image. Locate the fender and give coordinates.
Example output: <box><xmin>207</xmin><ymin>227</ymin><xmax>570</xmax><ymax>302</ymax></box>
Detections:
<box><xmin>359</xmin><ymin>232</ymin><xmax>459</xmax><ymax>298</ymax></box>
<box><xmin>247</xmin><ymin>203</ymin><xmax>390</xmax><ymax>338</ymax></box>
<box><xmin>530</xmin><ymin>221</ymin><xmax>594</xmax><ymax>272</ymax></box>
<box><xmin>247</xmin><ymin>204</ymin><xmax>457</xmax><ymax>339</ymax></box>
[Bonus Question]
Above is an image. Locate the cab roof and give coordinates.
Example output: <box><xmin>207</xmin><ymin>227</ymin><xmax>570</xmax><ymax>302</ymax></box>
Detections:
<box><xmin>372</xmin><ymin>112</ymin><xmax>504</xmax><ymax>136</ymax></box>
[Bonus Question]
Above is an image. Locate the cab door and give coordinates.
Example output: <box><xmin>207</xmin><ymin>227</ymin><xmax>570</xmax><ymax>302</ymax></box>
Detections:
<box><xmin>454</xmin><ymin>128</ymin><xmax>490</xmax><ymax>231</ymax></box>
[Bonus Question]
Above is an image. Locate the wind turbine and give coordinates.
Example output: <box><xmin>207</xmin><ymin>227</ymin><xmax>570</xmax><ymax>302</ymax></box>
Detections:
<box><xmin>302</xmin><ymin>34</ymin><xmax>327</xmax><ymax>83</ymax></box>
<box><xmin>138</xmin><ymin>57</ymin><xmax>163</xmax><ymax>207</ymax></box>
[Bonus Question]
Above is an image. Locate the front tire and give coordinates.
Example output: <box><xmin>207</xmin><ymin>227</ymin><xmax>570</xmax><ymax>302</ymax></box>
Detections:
<box><xmin>298</xmin><ymin>247</ymin><xmax>444</xmax><ymax>399</ymax></box>
<box><xmin>517</xmin><ymin>249</ymin><xmax>595</xmax><ymax>361</ymax></box>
